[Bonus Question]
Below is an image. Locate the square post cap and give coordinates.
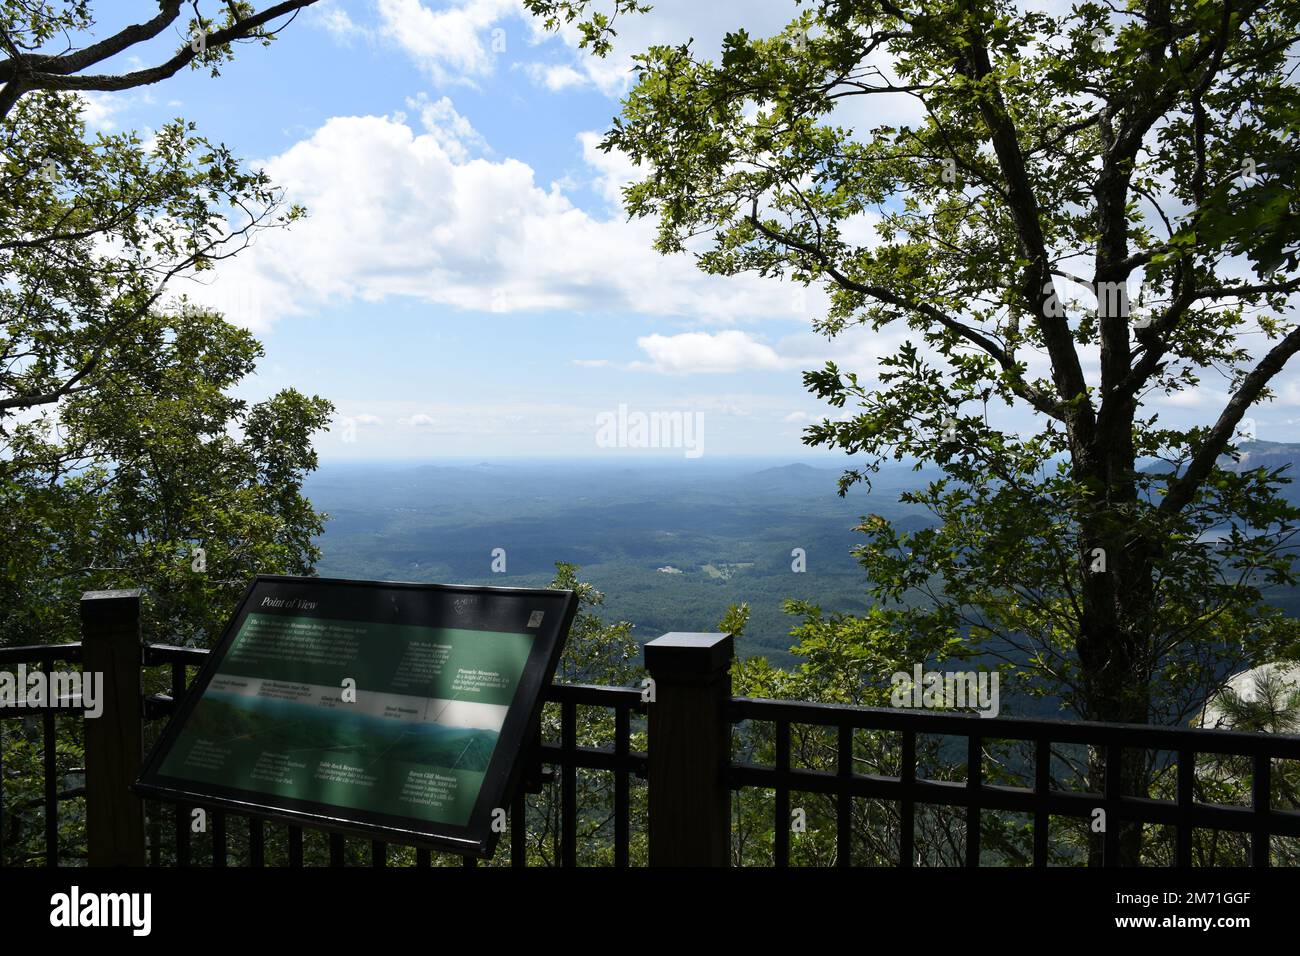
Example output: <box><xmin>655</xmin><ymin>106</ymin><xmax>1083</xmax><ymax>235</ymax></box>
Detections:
<box><xmin>80</xmin><ymin>589</ymin><xmax>143</xmax><ymax>627</ymax></box>
<box><xmin>645</xmin><ymin>632</ymin><xmax>733</xmax><ymax>676</ymax></box>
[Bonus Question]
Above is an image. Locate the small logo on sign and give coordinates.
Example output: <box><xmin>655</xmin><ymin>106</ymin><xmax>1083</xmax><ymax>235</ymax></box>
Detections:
<box><xmin>527</xmin><ymin>611</ymin><xmax>545</xmax><ymax>628</ymax></box>
<box><xmin>454</xmin><ymin>597</ymin><xmax>479</xmax><ymax>615</ymax></box>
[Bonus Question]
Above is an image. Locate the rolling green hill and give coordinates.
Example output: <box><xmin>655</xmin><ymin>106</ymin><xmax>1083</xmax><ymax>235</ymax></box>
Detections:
<box><xmin>306</xmin><ymin>446</ymin><xmax>1300</xmax><ymax>663</ymax></box>
<box><xmin>305</xmin><ymin>459</ymin><xmax>935</xmax><ymax>661</ymax></box>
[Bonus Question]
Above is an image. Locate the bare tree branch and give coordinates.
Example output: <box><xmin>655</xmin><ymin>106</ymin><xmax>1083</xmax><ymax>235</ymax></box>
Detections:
<box><xmin>1161</xmin><ymin>324</ymin><xmax>1300</xmax><ymax>514</ymax></box>
<box><xmin>747</xmin><ymin>205</ymin><xmax>1067</xmax><ymax>420</ymax></box>
<box><xmin>0</xmin><ymin>1</ymin><xmax>320</xmax><ymax>119</ymax></box>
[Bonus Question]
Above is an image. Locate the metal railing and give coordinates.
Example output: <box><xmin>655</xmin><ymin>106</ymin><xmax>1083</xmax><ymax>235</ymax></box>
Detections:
<box><xmin>3</xmin><ymin>592</ymin><xmax>1300</xmax><ymax>867</ymax></box>
<box><xmin>0</xmin><ymin>641</ymin><xmax>86</xmax><ymax>866</ymax></box>
<box><xmin>729</xmin><ymin>697</ymin><xmax>1300</xmax><ymax>867</ymax></box>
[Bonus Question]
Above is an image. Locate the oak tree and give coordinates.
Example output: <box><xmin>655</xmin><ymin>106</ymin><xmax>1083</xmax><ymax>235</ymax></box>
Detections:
<box><xmin>606</xmin><ymin>0</ymin><xmax>1300</xmax><ymax>771</ymax></box>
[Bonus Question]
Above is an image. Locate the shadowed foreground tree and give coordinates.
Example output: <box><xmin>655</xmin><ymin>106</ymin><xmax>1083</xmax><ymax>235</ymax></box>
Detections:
<box><xmin>0</xmin><ymin>4</ymin><xmax>340</xmax><ymax>642</ymax></box>
<box><xmin>604</xmin><ymin>0</ymin><xmax>1300</xmax><ymax>863</ymax></box>
<box><xmin>0</xmin><ymin>1</ymin><xmax>658</xmax><ymax>643</ymax></box>
<box><xmin>0</xmin><ymin>0</ymin><xmax>657</xmax><ymax>868</ymax></box>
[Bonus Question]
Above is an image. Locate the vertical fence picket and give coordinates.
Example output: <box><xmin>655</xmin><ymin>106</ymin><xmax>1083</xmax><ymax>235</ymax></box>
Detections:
<box><xmin>615</xmin><ymin>704</ymin><xmax>630</xmax><ymax>868</ymax></box>
<box><xmin>774</xmin><ymin>718</ymin><xmax>790</xmax><ymax>868</ymax></box>
<box><xmin>836</xmin><ymin>723</ymin><xmax>852</xmax><ymax>868</ymax></box>
<box><xmin>288</xmin><ymin>826</ymin><xmax>303</xmax><ymax>867</ymax></box>
<box><xmin>1103</xmin><ymin>744</ymin><xmax>1121</xmax><ymax>867</ymax></box>
<box><xmin>249</xmin><ymin>818</ymin><xmax>265</xmax><ymax>867</ymax></box>
<box><xmin>1033</xmin><ymin>738</ymin><xmax>1050</xmax><ymax>867</ymax></box>
<box><xmin>966</xmin><ymin>735</ymin><xmax>981</xmax><ymax>867</ymax></box>
<box><xmin>176</xmin><ymin>803</ymin><xmax>191</xmax><ymax>867</ymax></box>
<box><xmin>211</xmin><ymin>810</ymin><xmax>227</xmax><ymax>867</ymax></box>
<box><xmin>1252</xmin><ymin>753</ymin><xmax>1271</xmax><ymax>868</ymax></box>
<box><xmin>149</xmin><ymin>802</ymin><xmax>161</xmax><ymax>867</ymax></box>
<box><xmin>561</xmin><ymin>698</ymin><xmax>577</xmax><ymax>867</ymax></box>
<box><xmin>510</xmin><ymin>787</ymin><xmax>527</xmax><ymax>868</ymax></box>
<box><xmin>900</xmin><ymin>729</ymin><xmax>916</xmax><ymax>867</ymax></box>
<box><xmin>1176</xmin><ymin>749</ymin><xmax>1194</xmax><ymax>867</ymax></box>
<box><xmin>0</xmin><ymin>729</ymin><xmax>6</xmax><ymax>865</ymax></box>
<box><xmin>42</xmin><ymin>667</ymin><xmax>56</xmax><ymax>867</ymax></box>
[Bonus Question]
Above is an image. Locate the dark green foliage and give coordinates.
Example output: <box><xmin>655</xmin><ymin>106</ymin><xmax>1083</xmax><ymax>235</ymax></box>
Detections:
<box><xmin>602</xmin><ymin>0</ymin><xmax>1300</xmax><ymax>778</ymax></box>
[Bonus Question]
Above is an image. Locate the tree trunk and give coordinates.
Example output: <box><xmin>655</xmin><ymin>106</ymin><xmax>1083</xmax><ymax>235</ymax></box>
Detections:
<box><xmin>1074</xmin><ymin>419</ymin><xmax>1154</xmax><ymax>865</ymax></box>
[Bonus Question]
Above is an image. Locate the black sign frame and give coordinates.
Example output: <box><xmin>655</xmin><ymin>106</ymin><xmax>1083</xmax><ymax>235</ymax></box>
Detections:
<box><xmin>134</xmin><ymin>574</ymin><xmax>578</xmax><ymax>858</ymax></box>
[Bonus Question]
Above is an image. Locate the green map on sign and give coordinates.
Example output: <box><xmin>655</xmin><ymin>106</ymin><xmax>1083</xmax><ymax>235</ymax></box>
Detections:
<box><xmin>159</xmin><ymin>613</ymin><xmax>534</xmax><ymax>826</ymax></box>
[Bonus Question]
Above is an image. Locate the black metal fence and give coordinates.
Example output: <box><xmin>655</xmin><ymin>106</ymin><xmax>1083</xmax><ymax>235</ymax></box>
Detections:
<box><xmin>0</xmin><ymin>639</ymin><xmax>86</xmax><ymax>866</ymax></box>
<box><xmin>3</xmin><ymin>591</ymin><xmax>1300</xmax><ymax>867</ymax></box>
<box><xmin>2</xmin><ymin>591</ymin><xmax>652</xmax><ymax>868</ymax></box>
<box><xmin>729</xmin><ymin>698</ymin><xmax>1300</xmax><ymax>867</ymax></box>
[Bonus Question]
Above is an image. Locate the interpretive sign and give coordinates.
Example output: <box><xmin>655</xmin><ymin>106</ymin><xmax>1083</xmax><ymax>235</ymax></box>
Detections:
<box><xmin>135</xmin><ymin>575</ymin><xmax>577</xmax><ymax>857</ymax></box>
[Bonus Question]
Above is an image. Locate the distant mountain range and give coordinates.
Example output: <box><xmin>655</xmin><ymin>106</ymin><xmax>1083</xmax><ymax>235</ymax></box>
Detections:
<box><xmin>1136</xmin><ymin>441</ymin><xmax>1300</xmax><ymax>502</ymax></box>
<box><xmin>304</xmin><ymin>447</ymin><xmax>1300</xmax><ymax>660</ymax></box>
<box><xmin>1220</xmin><ymin>440</ymin><xmax>1300</xmax><ymax>474</ymax></box>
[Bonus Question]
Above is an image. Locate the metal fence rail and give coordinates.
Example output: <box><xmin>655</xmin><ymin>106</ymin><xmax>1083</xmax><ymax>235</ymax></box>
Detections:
<box><xmin>0</xmin><ymin>627</ymin><xmax>648</xmax><ymax>868</ymax></box>
<box><xmin>3</xmin><ymin>595</ymin><xmax>1300</xmax><ymax>867</ymax></box>
<box><xmin>0</xmin><ymin>641</ymin><xmax>86</xmax><ymax>866</ymax></box>
<box><xmin>729</xmin><ymin>697</ymin><xmax>1300</xmax><ymax>868</ymax></box>
<box><xmin>538</xmin><ymin>683</ymin><xmax>646</xmax><ymax>867</ymax></box>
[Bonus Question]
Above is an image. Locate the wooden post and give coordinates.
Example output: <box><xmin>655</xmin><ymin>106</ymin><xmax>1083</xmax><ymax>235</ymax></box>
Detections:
<box><xmin>81</xmin><ymin>589</ymin><xmax>147</xmax><ymax>866</ymax></box>
<box><xmin>645</xmin><ymin>631</ymin><xmax>733</xmax><ymax>866</ymax></box>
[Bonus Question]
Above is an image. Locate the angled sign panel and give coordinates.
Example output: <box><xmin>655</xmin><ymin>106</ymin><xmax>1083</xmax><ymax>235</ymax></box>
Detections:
<box><xmin>136</xmin><ymin>575</ymin><xmax>576</xmax><ymax>857</ymax></box>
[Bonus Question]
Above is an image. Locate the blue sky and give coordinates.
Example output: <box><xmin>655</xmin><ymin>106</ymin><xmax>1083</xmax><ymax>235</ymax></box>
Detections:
<box><xmin>73</xmin><ymin>0</ymin><xmax>1299</xmax><ymax>461</ymax></box>
<box><xmin>74</xmin><ymin>0</ymin><xmax>860</xmax><ymax>462</ymax></box>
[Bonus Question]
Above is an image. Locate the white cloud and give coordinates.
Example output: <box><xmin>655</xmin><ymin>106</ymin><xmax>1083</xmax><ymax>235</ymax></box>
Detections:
<box><xmin>186</xmin><ymin>105</ymin><xmax>797</xmax><ymax>329</ymax></box>
<box><xmin>314</xmin><ymin>0</ymin><xmax>935</xmax><ymax>143</ymax></box>
<box><xmin>402</xmin><ymin>412</ymin><xmax>438</xmax><ymax>427</ymax></box>
<box><xmin>578</xmin><ymin>130</ymin><xmax>641</xmax><ymax>208</ymax></box>
<box><xmin>627</xmin><ymin>326</ymin><xmax>891</xmax><ymax>376</ymax></box>
<box><xmin>76</xmin><ymin>92</ymin><xmax>127</xmax><ymax>131</ymax></box>
<box><xmin>406</xmin><ymin>93</ymin><xmax>489</xmax><ymax>160</ymax></box>
<box><xmin>634</xmin><ymin>330</ymin><xmax>791</xmax><ymax>374</ymax></box>
<box><xmin>374</xmin><ymin>0</ymin><xmax>519</xmax><ymax>85</ymax></box>
<box><xmin>519</xmin><ymin>62</ymin><xmax>588</xmax><ymax>91</ymax></box>
<box><xmin>1161</xmin><ymin>386</ymin><xmax>1230</xmax><ymax>410</ymax></box>
<box><xmin>521</xmin><ymin>0</ymin><xmax>922</xmax><ymax>132</ymax></box>
<box><xmin>334</xmin><ymin>0</ymin><xmax>799</xmax><ymax>98</ymax></box>
<box><xmin>541</xmin><ymin>0</ymin><xmax>797</xmax><ymax>98</ymax></box>
<box><xmin>315</xmin><ymin>1</ymin><xmax>367</xmax><ymax>42</ymax></box>
<box><xmin>171</xmin><ymin>273</ymin><xmax>265</xmax><ymax>329</ymax></box>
